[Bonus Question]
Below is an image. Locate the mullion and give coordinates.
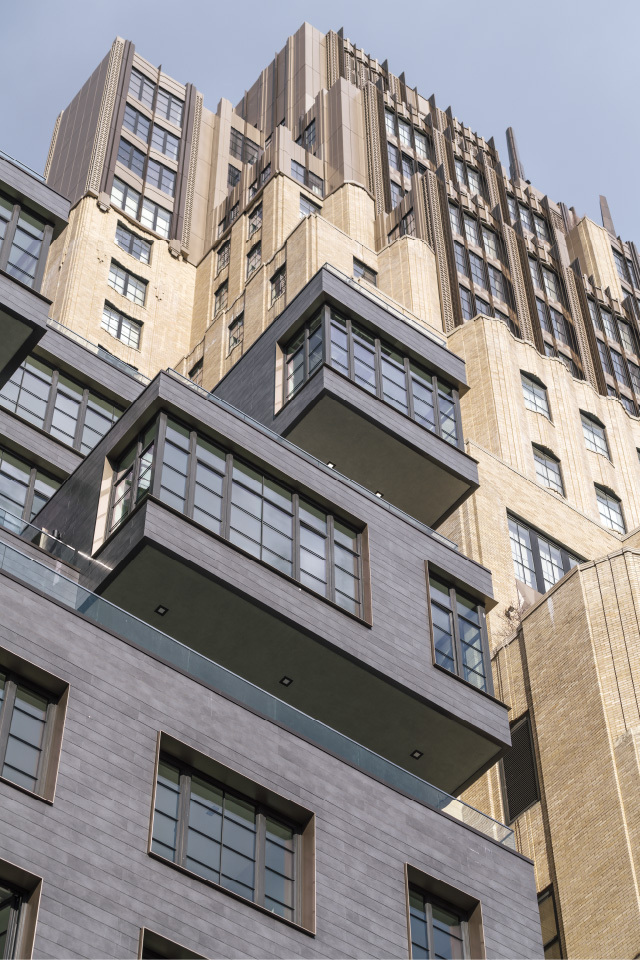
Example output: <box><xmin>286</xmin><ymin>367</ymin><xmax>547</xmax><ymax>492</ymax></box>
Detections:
<box><xmin>374</xmin><ymin>336</ymin><xmax>383</xmax><ymax>401</ymax></box>
<box><xmin>426</xmin><ymin>900</ymin><xmax>435</xmax><ymax>959</ymax></box>
<box><xmin>0</xmin><ymin>679</ymin><xmax>17</xmax><ymax>770</ymax></box>
<box><xmin>432</xmin><ymin>376</ymin><xmax>443</xmax><ymax>441</ymax></box>
<box><xmin>185</xmin><ymin>430</ymin><xmax>198</xmax><ymax>518</ymax></box>
<box><xmin>42</xmin><ymin>368</ymin><xmax>59</xmax><ymax>434</ymax></box>
<box><xmin>254</xmin><ymin>811</ymin><xmax>266</xmax><ymax>908</ymax></box>
<box><xmin>529</xmin><ymin>529</ymin><xmax>546</xmax><ymax>594</ymax></box>
<box><xmin>220</xmin><ymin>453</ymin><xmax>234</xmax><ymax>540</ymax></box>
<box><xmin>24</xmin><ymin>468</ymin><xmax>38</xmax><ymax>523</ymax></box>
<box><xmin>151</xmin><ymin>413</ymin><xmax>167</xmax><ymax>499</ymax></box>
<box><xmin>449</xmin><ymin>586</ymin><xmax>463</xmax><ymax>677</ymax></box>
<box><xmin>175</xmin><ymin>771</ymin><xmax>191</xmax><ymax>867</ymax></box>
<box><xmin>327</xmin><ymin>514</ymin><xmax>336</xmax><ymax>603</ymax></box>
<box><xmin>0</xmin><ymin>201</ymin><xmax>19</xmax><ymax>273</ymax></box>
<box><xmin>74</xmin><ymin>389</ymin><xmax>90</xmax><ymax>450</ymax></box>
<box><xmin>404</xmin><ymin>358</ymin><xmax>415</xmax><ymax>419</ymax></box>
<box><xmin>292</xmin><ymin>495</ymin><xmax>301</xmax><ymax>581</ymax></box>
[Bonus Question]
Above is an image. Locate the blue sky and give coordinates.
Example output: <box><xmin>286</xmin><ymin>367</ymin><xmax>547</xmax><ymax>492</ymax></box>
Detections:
<box><xmin>2</xmin><ymin>0</ymin><xmax>638</xmax><ymax>241</ymax></box>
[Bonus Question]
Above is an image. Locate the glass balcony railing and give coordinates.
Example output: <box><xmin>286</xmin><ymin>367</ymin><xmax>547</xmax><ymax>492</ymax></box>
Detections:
<box><xmin>0</xmin><ymin>508</ymin><xmax>81</xmax><ymax>567</ymax></box>
<box><xmin>0</xmin><ymin>537</ymin><xmax>515</xmax><ymax>849</ymax></box>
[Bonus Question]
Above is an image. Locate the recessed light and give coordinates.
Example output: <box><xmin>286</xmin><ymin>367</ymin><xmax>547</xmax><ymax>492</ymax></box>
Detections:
<box><xmin>375</xmin><ymin>491</ymin><xmax>383</xmax><ymax>498</ymax></box>
<box><xmin>279</xmin><ymin>676</ymin><xmax>293</xmax><ymax>687</ymax></box>
<box><xmin>155</xmin><ymin>605</ymin><xmax>169</xmax><ymax>616</ymax></box>
<box><xmin>327</xmin><ymin>462</ymin><xmax>335</xmax><ymax>469</ymax></box>
<box><xmin>410</xmin><ymin>749</ymin><xmax>423</xmax><ymax>760</ymax></box>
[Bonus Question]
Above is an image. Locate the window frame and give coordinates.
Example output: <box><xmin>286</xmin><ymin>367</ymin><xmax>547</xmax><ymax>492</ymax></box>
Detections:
<box><xmin>426</xmin><ymin>570</ymin><xmax>492</xmax><ymax>695</ymax></box>
<box><xmin>115</xmin><ymin>222</ymin><xmax>152</xmax><ymax>264</ymax></box>
<box><xmin>270</xmin><ymin>266</ymin><xmax>286</xmax><ymax>305</ymax></box>
<box><xmin>0</xmin><ymin>444</ymin><xmax>60</xmax><ymax>528</ymax></box>
<box><xmin>594</xmin><ymin>484</ymin><xmax>626</xmax><ymax>533</ymax></box>
<box><xmin>408</xmin><ymin>884</ymin><xmax>471</xmax><ymax>960</ymax></box>
<box><xmin>246</xmin><ymin>241</ymin><xmax>261</xmax><ymax>279</ymax></box>
<box><xmin>0</xmin><ymin>191</ymin><xmax>53</xmax><ymax>292</ymax></box>
<box><xmin>102</xmin><ymin>301</ymin><xmax>143</xmax><ymax>349</ymax></box>
<box><xmin>532</xmin><ymin>444</ymin><xmax>564</xmax><ymax>496</ymax></box>
<box><xmin>580</xmin><ymin>411</ymin><xmax>609</xmax><ymax>458</ymax></box>
<box><xmin>507</xmin><ymin>514</ymin><xmax>580</xmax><ymax>595</ymax></box>
<box><xmin>353</xmin><ymin>258</ymin><xmax>377</xmax><ymax>286</ymax></box>
<box><xmin>521</xmin><ymin>372</ymin><xmax>551</xmax><ymax>419</ymax></box>
<box><xmin>108</xmin><ymin>259</ymin><xmax>147</xmax><ymax>307</ymax></box>
<box><xmin>228</xmin><ymin>315</ymin><xmax>244</xmax><ymax>352</ymax></box>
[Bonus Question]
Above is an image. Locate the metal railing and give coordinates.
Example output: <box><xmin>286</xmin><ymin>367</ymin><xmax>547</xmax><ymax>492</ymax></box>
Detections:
<box><xmin>0</xmin><ymin>508</ymin><xmax>81</xmax><ymax>567</ymax></box>
<box><xmin>0</xmin><ymin>149</ymin><xmax>46</xmax><ymax>183</ymax></box>
<box><xmin>0</xmin><ymin>537</ymin><xmax>514</xmax><ymax>849</ymax></box>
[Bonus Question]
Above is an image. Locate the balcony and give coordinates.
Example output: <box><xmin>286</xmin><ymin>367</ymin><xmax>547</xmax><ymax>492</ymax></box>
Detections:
<box><xmin>35</xmin><ymin>370</ymin><xmax>510</xmax><ymax>797</ymax></box>
<box><xmin>213</xmin><ymin>266</ymin><xmax>479</xmax><ymax>527</ymax></box>
<box><xmin>0</xmin><ymin>536</ymin><xmax>515</xmax><ymax>849</ymax></box>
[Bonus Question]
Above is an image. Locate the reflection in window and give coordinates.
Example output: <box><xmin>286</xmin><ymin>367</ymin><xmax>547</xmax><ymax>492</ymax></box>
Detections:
<box><xmin>521</xmin><ymin>373</ymin><xmax>550</xmax><ymax>418</ymax></box>
<box><xmin>595</xmin><ymin>485</ymin><xmax>625</xmax><ymax>533</ymax></box>
<box><xmin>409</xmin><ymin>887</ymin><xmax>468</xmax><ymax>959</ymax></box>
<box><xmin>580</xmin><ymin>412</ymin><xmax>608</xmax><ymax>457</ymax></box>
<box><xmin>508</xmin><ymin>516</ymin><xmax>579</xmax><ymax>593</ymax></box>
<box><xmin>533</xmin><ymin>445</ymin><xmax>564</xmax><ymax>495</ymax></box>
<box><xmin>0</xmin><ymin>446</ymin><xmax>59</xmax><ymax>530</ymax></box>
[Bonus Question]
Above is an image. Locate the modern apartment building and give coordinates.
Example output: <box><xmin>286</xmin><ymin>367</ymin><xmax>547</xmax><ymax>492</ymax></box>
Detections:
<box><xmin>0</xmin><ymin>18</ymin><xmax>637</xmax><ymax>960</ymax></box>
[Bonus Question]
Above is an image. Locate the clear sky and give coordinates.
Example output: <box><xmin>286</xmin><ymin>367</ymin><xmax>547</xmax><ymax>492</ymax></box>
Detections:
<box><xmin>2</xmin><ymin>0</ymin><xmax>638</xmax><ymax>241</ymax></box>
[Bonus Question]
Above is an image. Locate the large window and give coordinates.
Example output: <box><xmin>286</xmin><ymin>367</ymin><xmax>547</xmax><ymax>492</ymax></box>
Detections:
<box><xmin>128</xmin><ymin>67</ymin><xmax>155</xmax><ymax>109</ymax></box>
<box><xmin>588</xmin><ymin>298</ymin><xmax>639</xmax><ymax>410</ymax></box>
<box><xmin>151</xmin><ymin>757</ymin><xmax>300</xmax><ymax>922</ymax></box>
<box><xmin>117</xmin><ymin>137</ymin><xmax>145</xmax><ymax>177</ymax></box>
<box><xmin>156</xmin><ymin>88</ymin><xmax>183</xmax><ymax>127</ymax></box>
<box><xmin>0</xmin><ymin>670</ymin><xmax>56</xmax><ymax>794</ymax></box>
<box><xmin>115</xmin><ymin>222</ymin><xmax>151</xmax><ymax>264</ymax></box>
<box><xmin>580</xmin><ymin>412</ymin><xmax>608</xmax><ymax>458</ymax></box>
<box><xmin>107</xmin><ymin>415</ymin><xmax>364</xmax><ymax>614</ymax></box>
<box><xmin>595</xmin><ymin>485</ymin><xmax>625</xmax><ymax>533</ymax></box>
<box><xmin>409</xmin><ymin>887</ymin><xmax>469</xmax><ymax>959</ymax></box>
<box><xmin>0</xmin><ymin>357</ymin><xmax>122</xmax><ymax>455</ymax></box>
<box><xmin>502</xmin><ymin>714</ymin><xmax>540</xmax><ymax>823</ymax></box>
<box><xmin>0</xmin><ymin>194</ymin><xmax>49</xmax><ymax>290</ymax></box>
<box><xmin>151</xmin><ymin>124</ymin><xmax>180</xmax><ymax>161</ymax></box>
<box><xmin>111</xmin><ymin>177</ymin><xmax>140</xmax><ymax>218</ymax></box>
<box><xmin>229</xmin><ymin>129</ymin><xmax>260</xmax><ymax>165</ymax></box>
<box><xmin>108</xmin><ymin>260</ymin><xmax>147</xmax><ymax>306</ymax></box>
<box><xmin>123</xmin><ymin>104</ymin><xmax>150</xmax><ymax>142</ymax></box>
<box><xmin>282</xmin><ymin>311</ymin><xmax>461</xmax><ymax>446</ymax></box>
<box><xmin>102</xmin><ymin>302</ymin><xmax>142</xmax><ymax>349</ymax></box>
<box><xmin>0</xmin><ymin>446</ymin><xmax>59</xmax><ymax>530</ymax></box>
<box><xmin>521</xmin><ymin>373</ymin><xmax>550</xmax><ymax>418</ymax></box>
<box><xmin>147</xmin><ymin>159</ymin><xmax>176</xmax><ymax>198</ymax></box>
<box><xmin>508</xmin><ymin>516</ymin><xmax>579</xmax><ymax>594</ymax></box>
<box><xmin>140</xmin><ymin>199</ymin><xmax>171</xmax><ymax>238</ymax></box>
<box><xmin>428</xmin><ymin>575</ymin><xmax>490</xmax><ymax>692</ymax></box>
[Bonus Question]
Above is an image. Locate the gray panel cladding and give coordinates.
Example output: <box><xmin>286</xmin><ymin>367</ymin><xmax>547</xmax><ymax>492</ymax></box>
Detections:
<box><xmin>0</xmin><ymin>575</ymin><xmax>543</xmax><ymax>960</ymax></box>
<box><xmin>45</xmin><ymin>49</ymin><xmax>112</xmax><ymax>206</ymax></box>
<box><xmin>38</xmin><ymin>327</ymin><xmax>145</xmax><ymax>406</ymax></box>
<box><xmin>0</xmin><ymin>157</ymin><xmax>69</xmax><ymax>231</ymax></box>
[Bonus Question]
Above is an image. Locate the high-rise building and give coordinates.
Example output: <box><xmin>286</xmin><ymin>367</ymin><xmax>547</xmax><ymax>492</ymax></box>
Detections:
<box><xmin>0</xmin><ymin>19</ymin><xmax>637</xmax><ymax>959</ymax></box>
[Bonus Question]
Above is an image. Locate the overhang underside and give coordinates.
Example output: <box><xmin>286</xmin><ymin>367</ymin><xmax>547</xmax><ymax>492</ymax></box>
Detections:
<box><xmin>101</xmin><ymin>544</ymin><xmax>503</xmax><ymax>796</ymax></box>
<box><xmin>0</xmin><ymin>308</ymin><xmax>43</xmax><ymax>388</ymax></box>
<box><xmin>283</xmin><ymin>396</ymin><xmax>475</xmax><ymax>527</ymax></box>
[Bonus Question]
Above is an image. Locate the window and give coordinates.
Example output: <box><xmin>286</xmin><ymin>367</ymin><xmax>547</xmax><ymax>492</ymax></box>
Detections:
<box><xmin>400</xmin><ymin>209</ymin><xmax>416</xmax><ymax>238</ymax></box>
<box><xmin>454</xmin><ymin>242</ymin><xmax>469</xmax><ymax>278</ymax></box>
<box><xmin>230</xmin><ymin>130</ymin><xmax>260</xmax><ymax>165</ymax></box>
<box><xmin>228</xmin><ymin>315</ymin><xmax>244</xmax><ymax>351</ymax></box>
<box><xmin>3</xmin><ymin>206</ymin><xmax>47</xmax><ymax>289</ymax></box>
<box><xmin>518</xmin><ymin>203</ymin><xmax>533</xmax><ymax>233</ymax></box>
<box><xmin>260</xmin><ymin>163</ymin><xmax>272</xmax><ymax>187</ymax></box>
<box><xmin>449</xmin><ymin>203</ymin><xmax>462</xmax><ymax>236</ymax></box>
<box><xmin>580</xmin><ymin>412</ymin><xmax>608</xmax><ymax>457</ymax></box>
<box><xmin>284</xmin><ymin>314</ymin><xmax>323</xmax><ymax>400</ymax></box>
<box><xmin>115</xmin><ymin>222</ymin><xmax>151</xmax><ymax>264</ymax></box>
<box><xmin>128</xmin><ymin>67</ymin><xmax>155</xmax><ymax>109</ymax></box>
<box><xmin>270</xmin><ymin>267</ymin><xmax>286</xmax><ymax>305</ymax></box>
<box><xmin>214</xmin><ymin>282</ymin><xmax>228</xmax><ymax>315</ymax></box>
<box><xmin>482</xmin><ymin>226</ymin><xmax>500</xmax><ymax>260</ymax></box>
<box><xmin>401</xmin><ymin>153</ymin><xmax>414</xmax><ymax>179</ymax></box>
<box><xmin>117</xmin><ymin>138</ymin><xmax>145</xmax><ymax>177</ymax></box>
<box><xmin>612</xmin><ymin>247</ymin><xmax>628</xmax><ymax>285</ymax></box>
<box><xmin>156</xmin><ymin>88</ymin><xmax>183</xmax><ymax>126</ymax></box>
<box><xmin>387</xmin><ymin>143</ymin><xmax>400</xmax><ymax>172</ymax></box>
<box><xmin>395</xmin><ymin>119</ymin><xmax>410</xmax><ymax>149</ymax></box>
<box><xmin>384</xmin><ymin>109</ymin><xmax>396</xmax><ymax>138</ymax></box>
<box><xmin>534</xmin><ymin>214</ymin><xmax>550</xmax><ymax>242</ymax></box>
<box><xmin>595</xmin><ymin>485</ymin><xmax>625</xmax><ymax>533</ymax></box>
<box><xmin>409</xmin><ymin>887</ymin><xmax>469</xmax><ymax>959</ymax></box>
<box><xmin>102</xmin><ymin>302</ymin><xmax>142</xmax><ymax>349</ymax></box>
<box><xmin>463</xmin><ymin>214</ymin><xmax>479</xmax><ymax>247</ymax></box>
<box><xmin>299</xmin><ymin>119</ymin><xmax>316</xmax><ymax>152</ymax></box>
<box><xmin>248</xmin><ymin>204</ymin><xmax>262</xmax><ymax>237</ymax></box>
<box><xmin>508</xmin><ymin>516</ymin><xmax>579</xmax><ymax>593</ymax></box>
<box><xmin>246</xmin><ymin>242</ymin><xmax>261</xmax><ymax>279</ymax></box>
<box><xmin>109</xmin><ymin>422</ymin><xmax>156</xmax><ymax>530</ymax></box>
<box><xmin>108</xmin><ymin>260</ymin><xmax>147</xmax><ymax>307</ymax></box>
<box><xmin>468</xmin><ymin>251</ymin><xmax>486</xmax><ymax>289</ymax></box>
<box><xmin>291</xmin><ymin>161</ymin><xmax>323</xmax><ymax>197</ymax></box>
<box><xmin>151</xmin><ymin>757</ymin><xmax>301</xmax><ymax>922</ymax></box>
<box><xmin>188</xmin><ymin>359</ymin><xmax>203</xmax><ymax>387</ymax></box>
<box><xmin>521</xmin><ymin>373</ymin><xmax>550</xmax><ymax>418</ymax></box>
<box><xmin>488</xmin><ymin>266</ymin><xmax>507</xmax><ymax>303</ymax></box>
<box><xmin>0</xmin><ymin>446</ymin><xmax>59</xmax><ymax>531</ymax></box>
<box><xmin>147</xmin><ymin>159</ymin><xmax>176</xmax><ymax>198</ymax></box>
<box><xmin>228</xmin><ymin>165</ymin><xmax>241</xmax><ymax>190</ymax></box>
<box><xmin>216</xmin><ymin>241</ymin><xmax>230</xmax><ymax>274</ymax></box>
<box><xmin>502</xmin><ymin>714</ymin><xmax>539</xmax><ymax>822</ymax></box>
<box><xmin>111</xmin><ymin>415</ymin><xmax>362</xmax><ymax>611</ymax></box>
<box><xmin>140</xmin><ymin>929</ymin><xmax>205</xmax><ymax>960</ymax></box>
<box><xmin>428</xmin><ymin>576</ymin><xmax>490</xmax><ymax>691</ymax></box>
<box><xmin>414</xmin><ymin>131</ymin><xmax>429</xmax><ymax>159</ymax></box>
<box><xmin>151</xmin><ymin>124</ymin><xmax>180</xmax><ymax>161</ymax></box>
<box><xmin>123</xmin><ymin>104</ymin><xmax>150</xmax><ymax>142</ymax></box>
<box><xmin>140</xmin><ymin>199</ymin><xmax>171</xmax><ymax>238</ymax></box>
<box><xmin>459</xmin><ymin>286</ymin><xmax>473</xmax><ymax>321</ymax></box>
<box><xmin>0</xmin><ymin>669</ymin><xmax>60</xmax><ymax>795</ymax></box>
<box><xmin>533</xmin><ymin>446</ymin><xmax>564</xmax><ymax>495</ymax></box>
<box><xmin>353</xmin><ymin>258</ymin><xmax>377</xmax><ymax>286</ymax></box>
<box><xmin>0</xmin><ymin>357</ymin><xmax>121</xmax><ymax>455</ymax></box>
<box><xmin>390</xmin><ymin>181</ymin><xmax>404</xmax><ymax>208</ymax></box>
<box><xmin>529</xmin><ymin>256</ymin><xmax>542</xmax><ymax>290</ymax></box>
<box><xmin>538</xmin><ymin>888</ymin><xmax>563</xmax><ymax>959</ymax></box>
<box><xmin>111</xmin><ymin>178</ymin><xmax>141</xmax><ymax>218</ymax></box>
<box><xmin>299</xmin><ymin>194</ymin><xmax>321</xmax><ymax>218</ymax></box>
<box><xmin>618</xmin><ymin>320</ymin><xmax>637</xmax><ymax>356</ymax></box>
<box><xmin>542</xmin><ymin>267</ymin><xmax>561</xmax><ymax>303</ymax></box>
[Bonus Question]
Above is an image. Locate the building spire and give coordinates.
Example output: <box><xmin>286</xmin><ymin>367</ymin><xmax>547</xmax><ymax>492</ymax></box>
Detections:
<box><xmin>599</xmin><ymin>195</ymin><xmax>616</xmax><ymax>237</ymax></box>
<box><xmin>506</xmin><ymin>126</ymin><xmax>525</xmax><ymax>182</ymax></box>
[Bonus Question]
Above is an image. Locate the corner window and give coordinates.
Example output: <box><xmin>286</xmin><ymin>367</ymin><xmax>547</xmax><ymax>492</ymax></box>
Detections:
<box><xmin>0</xmin><ymin>446</ymin><xmax>59</xmax><ymax>530</ymax></box>
<box><xmin>428</xmin><ymin>576</ymin><xmax>490</xmax><ymax>692</ymax></box>
<box><xmin>108</xmin><ymin>421</ymin><xmax>156</xmax><ymax>531</ymax></box>
<box><xmin>521</xmin><ymin>373</ymin><xmax>550</xmax><ymax>418</ymax></box>
<box><xmin>580</xmin><ymin>412</ymin><xmax>608</xmax><ymax>458</ymax></box>
<box><xmin>532</xmin><ymin>445</ymin><xmax>564</xmax><ymax>495</ymax></box>
<box><xmin>502</xmin><ymin>713</ymin><xmax>540</xmax><ymax>822</ymax></box>
<box><xmin>291</xmin><ymin>161</ymin><xmax>323</xmax><ymax>197</ymax></box>
<box><xmin>595</xmin><ymin>485</ymin><xmax>625</xmax><ymax>533</ymax></box>
<box><xmin>229</xmin><ymin>129</ymin><xmax>260</xmax><ymax>165</ymax></box>
<box><xmin>270</xmin><ymin>266</ymin><xmax>286</xmax><ymax>305</ymax></box>
<box><xmin>188</xmin><ymin>359</ymin><xmax>203</xmax><ymax>387</ymax></box>
<box><xmin>102</xmin><ymin>302</ymin><xmax>142</xmax><ymax>349</ymax></box>
<box><xmin>283</xmin><ymin>314</ymin><xmax>323</xmax><ymax>400</ymax></box>
<box><xmin>353</xmin><ymin>258</ymin><xmax>377</xmax><ymax>286</ymax></box>
<box><xmin>227</xmin><ymin>165</ymin><xmax>241</xmax><ymax>190</ymax></box>
<box><xmin>0</xmin><ymin>197</ymin><xmax>50</xmax><ymax>292</ymax></box>
<box><xmin>228</xmin><ymin>315</ymin><xmax>244</xmax><ymax>351</ymax></box>
<box><xmin>508</xmin><ymin>516</ymin><xmax>579</xmax><ymax>593</ymax></box>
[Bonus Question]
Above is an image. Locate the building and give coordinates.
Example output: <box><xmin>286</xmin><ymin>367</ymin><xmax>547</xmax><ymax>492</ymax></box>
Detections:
<box><xmin>0</xmin><ymin>18</ymin><xmax>637</xmax><ymax>960</ymax></box>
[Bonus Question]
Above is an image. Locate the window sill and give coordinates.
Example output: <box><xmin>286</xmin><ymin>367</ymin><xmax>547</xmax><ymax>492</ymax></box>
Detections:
<box><xmin>148</xmin><ymin>851</ymin><xmax>315</xmax><ymax>937</ymax></box>
<box><xmin>0</xmin><ymin>773</ymin><xmax>53</xmax><ymax>805</ymax></box>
